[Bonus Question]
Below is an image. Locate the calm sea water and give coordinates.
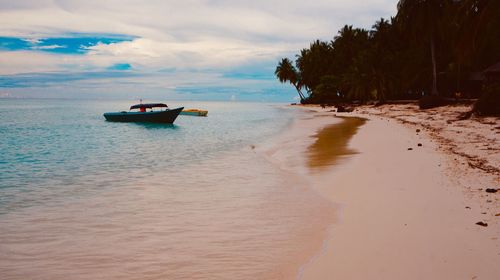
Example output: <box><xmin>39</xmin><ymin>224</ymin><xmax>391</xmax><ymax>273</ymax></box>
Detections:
<box><xmin>0</xmin><ymin>99</ymin><xmax>334</xmax><ymax>280</ymax></box>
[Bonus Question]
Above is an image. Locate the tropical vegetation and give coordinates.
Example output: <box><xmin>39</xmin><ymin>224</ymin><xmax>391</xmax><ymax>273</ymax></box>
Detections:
<box><xmin>275</xmin><ymin>0</ymin><xmax>500</xmax><ymax>109</ymax></box>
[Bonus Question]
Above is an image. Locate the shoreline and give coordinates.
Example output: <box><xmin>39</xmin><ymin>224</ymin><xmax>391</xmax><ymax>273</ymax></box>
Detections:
<box><xmin>256</xmin><ymin>107</ymin><xmax>370</xmax><ymax>279</ymax></box>
<box><xmin>281</xmin><ymin>105</ymin><xmax>499</xmax><ymax>279</ymax></box>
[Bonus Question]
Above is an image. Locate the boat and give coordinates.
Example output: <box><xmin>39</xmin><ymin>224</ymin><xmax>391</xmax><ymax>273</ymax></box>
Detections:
<box><xmin>103</xmin><ymin>103</ymin><xmax>184</xmax><ymax>123</ymax></box>
<box><xmin>180</xmin><ymin>108</ymin><xmax>208</xmax><ymax>117</ymax></box>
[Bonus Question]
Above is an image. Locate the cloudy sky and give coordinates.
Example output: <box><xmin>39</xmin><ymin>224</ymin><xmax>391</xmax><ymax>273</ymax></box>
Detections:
<box><xmin>0</xmin><ymin>0</ymin><xmax>397</xmax><ymax>101</ymax></box>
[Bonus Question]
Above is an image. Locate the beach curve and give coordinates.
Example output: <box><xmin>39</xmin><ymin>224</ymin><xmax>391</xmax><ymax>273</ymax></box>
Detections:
<box><xmin>294</xmin><ymin>106</ymin><xmax>499</xmax><ymax>280</ymax></box>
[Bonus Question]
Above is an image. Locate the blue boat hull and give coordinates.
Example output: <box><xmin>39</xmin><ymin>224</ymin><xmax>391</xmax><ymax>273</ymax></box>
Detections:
<box><xmin>104</xmin><ymin>107</ymin><xmax>184</xmax><ymax>123</ymax></box>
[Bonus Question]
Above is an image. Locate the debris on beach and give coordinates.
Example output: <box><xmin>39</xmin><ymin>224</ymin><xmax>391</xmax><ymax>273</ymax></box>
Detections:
<box><xmin>336</xmin><ymin>105</ymin><xmax>354</xmax><ymax>113</ymax></box>
<box><xmin>476</xmin><ymin>221</ymin><xmax>488</xmax><ymax>227</ymax></box>
<box><xmin>356</xmin><ymin>104</ymin><xmax>500</xmax><ymax>179</ymax></box>
<box><xmin>485</xmin><ymin>188</ymin><xmax>498</xmax><ymax>193</ymax></box>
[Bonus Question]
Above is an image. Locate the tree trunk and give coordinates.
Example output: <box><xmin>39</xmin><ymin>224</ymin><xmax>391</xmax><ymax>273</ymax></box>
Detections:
<box><xmin>430</xmin><ymin>36</ymin><xmax>438</xmax><ymax>95</ymax></box>
<box><xmin>294</xmin><ymin>84</ymin><xmax>305</xmax><ymax>101</ymax></box>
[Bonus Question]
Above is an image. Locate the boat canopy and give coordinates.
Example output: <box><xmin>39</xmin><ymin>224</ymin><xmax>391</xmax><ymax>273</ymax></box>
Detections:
<box><xmin>130</xmin><ymin>103</ymin><xmax>168</xmax><ymax>110</ymax></box>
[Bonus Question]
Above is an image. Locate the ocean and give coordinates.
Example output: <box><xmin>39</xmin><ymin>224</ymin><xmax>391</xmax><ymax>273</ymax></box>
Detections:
<box><xmin>0</xmin><ymin>99</ymin><xmax>335</xmax><ymax>280</ymax></box>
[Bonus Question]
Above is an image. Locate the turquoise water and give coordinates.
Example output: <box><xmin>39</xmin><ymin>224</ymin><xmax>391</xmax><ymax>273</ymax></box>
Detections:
<box><xmin>0</xmin><ymin>100</ymin><xmax>292</xmax><ymax>211</ymax></box>
<box><xmin>0</xmin><ymin>99</ymin><xmax>334</xmax><ymax>279</ymax></box>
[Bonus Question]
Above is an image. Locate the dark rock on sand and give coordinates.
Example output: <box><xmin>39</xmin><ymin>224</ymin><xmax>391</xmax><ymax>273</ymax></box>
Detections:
<box><xmin>476</xmin><ymin>221</ymin><xmax>488</xmax><ymax>227</ymax></box>
<box><xmin>408</xmin><ymin>148</ymin><xmax>413</xmax><ymax>150</ymax></box>
<box><xmin>485</xmin><ymin>188</ymin><xmax>498</xmax><ymax>193</ymax></box>
<box><xmin>418</xmin><ymin>143</ymin><xmax>422</xmax><ymax>147</ymax></box>
<box><xmin>337</xmin><ymin>105</ymin><xmax>354</xmax><ymax>113</ymax></box>
<box><xmin>457</xmin><ymin>110</ymin><xmax>473</xmax><ymax>120</ymax></box>
<box><xmin>416</xmin><ymin>129</ymin><xmax>421</xmax><ymax>133</ymax></box>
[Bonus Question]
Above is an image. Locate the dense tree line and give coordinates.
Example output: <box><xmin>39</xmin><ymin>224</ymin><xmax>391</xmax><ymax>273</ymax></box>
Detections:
<box><xmin>275</xmin><ymin>0</ymin><xmax>500</xmax><ymax>106</ymax></box>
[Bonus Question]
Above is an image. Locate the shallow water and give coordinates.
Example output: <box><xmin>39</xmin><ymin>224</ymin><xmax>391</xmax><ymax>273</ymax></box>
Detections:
<box><xmin>0</xmin><ymin>99</ymin><xmax>334</xmax><ymax>279</ymax></box>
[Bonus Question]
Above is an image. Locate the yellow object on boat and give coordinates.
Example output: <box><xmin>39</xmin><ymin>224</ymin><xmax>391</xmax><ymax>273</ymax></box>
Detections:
<box><xmin>180</xmin><ymin>108</ymin><xmax>208</xmax><ymax>117</ymax></box>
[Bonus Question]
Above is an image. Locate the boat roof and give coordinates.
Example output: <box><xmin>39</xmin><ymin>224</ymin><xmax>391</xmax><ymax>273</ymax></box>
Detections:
<box><xmin>130</xmin><ymin>103</ymin><xmax>168</xmax><ymax>110</ymax></box>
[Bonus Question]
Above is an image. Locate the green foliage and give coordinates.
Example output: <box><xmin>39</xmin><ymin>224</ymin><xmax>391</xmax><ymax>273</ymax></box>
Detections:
<box><xmin>296</xmin><ymin>40</ymin><xmax>333</xmax><ymax>92</ymax></box>
<box><xmin>276</xmin><ymin>0</ymin><xmax>500</xmax><ymax>106</ymax></box>
<box><xmin>309</xmin><ymin>75</ymin><xmax>343</xmax><ymax>103</ymax></box>
<box><xmin>473</xmin><ymin>83</ymin><xmax>500</xmax><ymax>116</ymax></box>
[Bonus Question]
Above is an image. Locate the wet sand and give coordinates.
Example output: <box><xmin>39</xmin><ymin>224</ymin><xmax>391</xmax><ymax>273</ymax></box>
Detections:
<box><xmin>307</xmin><ymin>117</ymin><xmax>366</xmax><ymax>171</ymax></box>
<box><xmin>295</xmin><ymin>106</ymin><xmax>499</xmax><ymax>280</ymax></box>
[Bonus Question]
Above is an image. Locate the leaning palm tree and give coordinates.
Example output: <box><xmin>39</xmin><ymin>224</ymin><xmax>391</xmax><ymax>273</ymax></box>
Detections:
<box><xmin>275</xmin><ymin>58</ymin><xmax>306</xmax><ymax>101</ymax></box>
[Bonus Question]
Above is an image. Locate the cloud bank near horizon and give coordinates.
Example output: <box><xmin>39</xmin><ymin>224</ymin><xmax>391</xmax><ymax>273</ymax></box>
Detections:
<box><xmin>0</xmin><ymin>0</ymin><xmax>397</xmax><ymax>101</ymax></box>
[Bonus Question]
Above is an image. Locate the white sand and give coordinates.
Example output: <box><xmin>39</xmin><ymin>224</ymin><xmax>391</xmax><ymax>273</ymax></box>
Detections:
<box><xmin>289</xmin><ymin>105</ymin><xmax>499</xmax><ymax>280</ymax></box>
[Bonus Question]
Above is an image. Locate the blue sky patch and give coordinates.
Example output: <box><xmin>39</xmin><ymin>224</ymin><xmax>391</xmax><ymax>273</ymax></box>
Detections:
<box><xmin>221</xmin><ymin>60</ymin><xmax>277</xmax><ymax>80</ymax></box>
<box><xmin>0</xmin><ymin>34</ymin><xmax>135</xmax><ymax>54</ymax></box>
<box><xmin>108</xmin><ymin>63</ymin><xmax>132</xmax><ymax>71</ymax></box>
<box><xmin>0</xmin><ymin>71</ymin><xmax>140</xmax><ymax>88</ymax></box>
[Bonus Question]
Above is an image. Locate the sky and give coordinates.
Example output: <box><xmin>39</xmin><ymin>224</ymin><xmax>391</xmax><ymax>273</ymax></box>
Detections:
<box><xmin>0</xmin><ymin>0</ymin><xmax>397</xmax><ymax>101</ymax></box>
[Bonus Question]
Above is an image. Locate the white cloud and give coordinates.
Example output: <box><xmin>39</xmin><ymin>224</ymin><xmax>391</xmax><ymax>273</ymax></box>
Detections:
<box><xmin>32</xmin><ymin>44</ymin><xmax>66</xmax><ymax>50</ymax></box>
<box><xmin>0</xmin><ymin>1</ymin><xmax>397</xmax><ymax>60</ymax></box>
<box><xmin>0</xmin><ymin>0</ymin><xmax>398</xmax><ymax>99</ymax></box>
<box><xmin>82</xmin><ymin>37</ymin><xmax>297</xmax><ymax>71</ymax></box>
<box><xmin>22</xmin><ymin>37</ymin><xmax>42</xmax><ymax>44</ymax></box>
<box><xmin>0</xmin><ymin>51</ymin><xmax>62</xmax><ymax>74</ymax></box>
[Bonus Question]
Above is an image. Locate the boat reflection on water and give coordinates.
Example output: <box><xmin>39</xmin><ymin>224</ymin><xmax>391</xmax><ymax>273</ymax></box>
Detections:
<box><xmin>131</xmin><ymin>122</ymin><xmax>179</xmax><ymax>130</ymax></box>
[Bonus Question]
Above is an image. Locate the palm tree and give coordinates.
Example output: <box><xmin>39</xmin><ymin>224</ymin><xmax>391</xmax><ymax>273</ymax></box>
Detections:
<box><xmin>327</xmin><ymin>25</ymin><xmax>371</xmax><ymax>98</ymax></box>
<box><xmin>331</xmin><ymin>26</ymin><xmax>369</xmax><ymax>73</ymax></box>
<box><xmin>370</xmin><ymin>18</ymin><xmax>393</xmax><ymax>101</ymax></box>
<box><xmin>275</xmin><ymin>58</ymin><xmax>306</xmax><ymax>101</ymax></box>
<box><xmin>457</xmin><ymin>0</ymin><xmax>496</xmax><ymax>55</ymax></box>
<box><xmin>295</xmin><ymin>40</ymin><xmax>333</xmax><ymax>93</ymax></box>
<box><xmin>396</xmin><ymin>0</ymin><xmax>450</xmax><ymax>95</ymax></box>
<box><xmin>456</xmin><ymin>0</ymin><xmax>500</xmax><ymax>68</ymax></box>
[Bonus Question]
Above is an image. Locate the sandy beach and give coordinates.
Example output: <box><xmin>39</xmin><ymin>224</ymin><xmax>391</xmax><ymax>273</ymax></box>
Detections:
<box><xmin>278</xmin><ymin>104</ymin><xmax>499</xmax><ymax>280</ymax></box>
